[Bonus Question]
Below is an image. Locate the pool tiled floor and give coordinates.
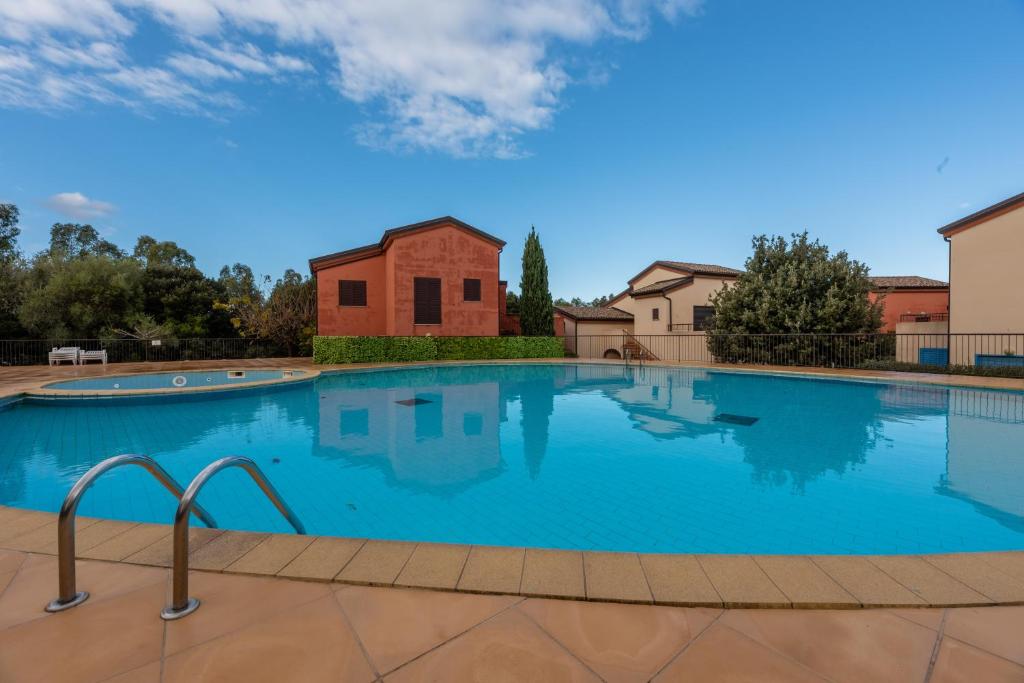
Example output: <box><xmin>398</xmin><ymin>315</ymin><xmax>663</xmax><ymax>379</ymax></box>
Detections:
<box><xmin>1</xmin><ymin>548</ymin><xmax>1023</xmax><ymax>682</ymax></box>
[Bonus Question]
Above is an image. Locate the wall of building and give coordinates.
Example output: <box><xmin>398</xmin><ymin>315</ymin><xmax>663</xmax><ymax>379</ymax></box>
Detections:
<box><xmin>315</xmin><ymin>253</ymin><xmax>388</xmax><ymax>336</ymax></box>
<box><xmin>631</xmin><ymin>277</ymin><xmax>731</xmax><ymax>336</ymax></box>
<box><xmin>387</xmin><ymin>224</ymin><xmax>501</xmax><ymax>336</ymax></box>
<box><xmin>869</xmin><ymin>290</ymin><xmax>949</xmax><ymax>332</ymax></box>
<box><xmin>949</xmin><ymin>204</ymin><xmax>1024</xmax><ymax>334</ymax></box>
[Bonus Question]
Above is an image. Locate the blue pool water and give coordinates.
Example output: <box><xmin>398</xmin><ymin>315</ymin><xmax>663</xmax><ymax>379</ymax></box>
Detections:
<box><xmin>45</xmin><ymin>369</ymin><xmax>304</xmax><ymax>391</ymax></box>
<box><xmin>2</xmin><ymin>363</ymin><xmax>1023</xmax><ymax>554</ymax></box>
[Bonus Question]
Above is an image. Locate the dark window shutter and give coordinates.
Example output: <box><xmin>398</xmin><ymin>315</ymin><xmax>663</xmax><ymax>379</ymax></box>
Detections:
<box><xmin>652</xmin><ymin>307</ymin><xmax>660</xmax><ymax>321</ymax></box>
<box><xmin>414</xmin><ymin>277</ymin><xmax>442</xmax><ymax>324</ymax></box>
<box><xmin>339</xmin><ymin>280</ymin><xmax>367</xmax><ymax>306</ymax></box>
<box><xmin>463</xmin><ymin>278</ymin><xmax>481</xmax><ymax>301</ymax></box>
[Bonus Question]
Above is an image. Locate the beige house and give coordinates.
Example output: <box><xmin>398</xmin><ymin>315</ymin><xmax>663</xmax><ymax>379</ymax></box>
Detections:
<box><xmin>557</xmin><ymin>260</ymin><xmax>741</xmax><ymax>358</ymax></box>
<box><xmin>940</xmin><ymin>191</ymin><xmax>1024</xmax><ymax>335</ymax></box>
<box><xmin>901</xmin><ymin>191</ymin><xmax>1024</xmax><ymax>366</ymax></box>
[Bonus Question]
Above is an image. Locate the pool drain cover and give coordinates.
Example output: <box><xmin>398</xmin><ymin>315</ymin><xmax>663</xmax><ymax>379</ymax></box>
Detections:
<box><xmin>395</xmin><ymin>398</ymin><xmax>431</xmax><ymax>406</ymax></box>
<box><xmin>714</xmin><ymin>413</ymin><xmax>759</xmax><ymax>426</ymax></box>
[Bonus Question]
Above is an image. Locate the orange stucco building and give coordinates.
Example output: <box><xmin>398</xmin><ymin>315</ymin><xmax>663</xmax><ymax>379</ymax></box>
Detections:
<box><xmin>310</xmin><ymin>217</ymin><xmax>505</xmax><ymax>337</ymax></box>
<box><xmin>867</xmin><ymin>276</ymin><xmax>949</xmax><ymax>332</ymax></box>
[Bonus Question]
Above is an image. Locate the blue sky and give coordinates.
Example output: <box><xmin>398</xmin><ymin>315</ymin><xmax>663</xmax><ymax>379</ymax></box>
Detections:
<box><xmin>1</xmin><ymin>0</ymin><xmax>1022</xmax><ymax>299</ymax></box>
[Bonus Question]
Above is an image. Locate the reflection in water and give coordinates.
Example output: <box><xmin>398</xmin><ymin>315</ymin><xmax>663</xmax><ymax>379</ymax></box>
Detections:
<box><xmin>937</xmin><ymin>390</ymin><xmax>1024</xmax><ymax>532</ymax></box>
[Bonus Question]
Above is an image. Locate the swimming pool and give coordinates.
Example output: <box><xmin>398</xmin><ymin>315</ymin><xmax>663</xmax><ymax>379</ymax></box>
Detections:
<box><xmin>3</xmin><ymin>363</ymin><xmax>1023</xmax><ymax>554</ymax></box>
<box><xmin>43</xmin><ymin>369</ymin><xmax>305</xmax><ymax>391</ymax></box>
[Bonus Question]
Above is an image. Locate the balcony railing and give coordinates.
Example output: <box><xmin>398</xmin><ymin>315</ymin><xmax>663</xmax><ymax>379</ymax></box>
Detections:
<box><xmin>898</xmin><ymin>312</ymin><xmax>949</xmax><ymax>323</ymax></box>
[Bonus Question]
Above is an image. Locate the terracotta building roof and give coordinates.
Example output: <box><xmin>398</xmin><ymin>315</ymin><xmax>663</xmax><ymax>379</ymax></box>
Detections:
<box><xmin>869</xmin><ymin>276</ymin><xmax>948</xmax><ymax>290</ymax></box>
<box><xmin>309</xmin><ymin>216</ymin><xmax>504</xmax><ymax>272</ymax></box>
<box><xmin>937</xmin><ymin>191</ymin><xmax>1024</xmax><ymax>236</ymax></box>
<box><xmin>555</xmin><ymin>306</ymin><xmax>634</xmax><ymax>321</ymax></box>
<box><xmin>657</xmin><ymin>261</ymin><xmax>744</xmax><ymax>277</ymax></box>
<box><xmin>630</xmin><ymin>276</ymin><xmax>694</xmax><ymax>296</ymax></box>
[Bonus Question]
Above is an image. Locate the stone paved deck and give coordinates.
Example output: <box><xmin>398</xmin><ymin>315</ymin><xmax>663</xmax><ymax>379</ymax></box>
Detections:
<box><xmin>1</xmin><ymin>547</ymin><xmax>1023</xmax><ymax>682</ymax></box>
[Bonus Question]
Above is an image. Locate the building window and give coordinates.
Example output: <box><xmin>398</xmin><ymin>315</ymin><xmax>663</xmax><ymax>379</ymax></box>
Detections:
<box><xmin>652</xmin><ymin>307</ymin><xmax>660</xmax><ymax>321</ymax></box>
<box><xmin>463</xmin><ymin>278</ymin><xmax>481</xmax><ymax>302</ymax></box>
<box><xmin>339</xmin><ymin>280</ymin><xmax>367</xmax><ymax>307</ymax></box>
<box><xmin>414</xmin><ymin>277</ymin><xmax>442</xmax><ymax>324</ymax></box>
<box><xmin>693</xmin><ymin>305</ymin><xmax>715</xmax><ymax>331</ymax></box>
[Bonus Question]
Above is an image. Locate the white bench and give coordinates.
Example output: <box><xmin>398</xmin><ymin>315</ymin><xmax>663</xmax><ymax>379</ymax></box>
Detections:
<box><xmin>79</xmin><ymin>349</ymin><xmax>108</xmax><ymax>365</ymax></box>
<box><xmin>48</xmin><ymin>347</ymin><xmax>80</xmax><ymax>366</ymax></box>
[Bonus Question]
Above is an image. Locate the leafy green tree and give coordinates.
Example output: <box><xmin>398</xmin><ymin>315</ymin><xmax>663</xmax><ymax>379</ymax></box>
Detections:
<box><xmin>0</xmin><ymin>204</ymin><xmax>26</xmax><ymax>337</ymax></box>
<box><xmin>18</xmin><ymin>255</ymin><xmax>144</xmax><ymax>338</ymax></box>
<box><xmin>48</xmin><ymin>223</ymin><xmax>123</xmax><ymax>260</ymax></box>
<box><xmin>504</xmin><ymin>290</ymin><xmax>521</xmax><ymax>315</ymax></box>
<box><xmin>518</xmin><ymin>226</ymin><xmax>554</xmax><ymax>336</ymax></box>
<box><xmin>0</xmin><ymin>204</ymin><xmax>20</xmax><ymax>260</ymax></box>
<box><xmin>707</xmin><ymin>232</ymin><xmax>885</xmax><ymax>365</ymax></box>
<box><xmin>133</xmin><ymin>236</ymin><xmax>235</xmax><ymax>337</ymax></box>
<box><xmin>262</xmin><ymin>270</ymin><xmax>316</xmax><ymax>356</ymax></box>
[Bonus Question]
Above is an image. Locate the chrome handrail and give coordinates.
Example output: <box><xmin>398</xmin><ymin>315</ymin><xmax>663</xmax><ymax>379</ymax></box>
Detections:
<box><xmin>161</xmin><ymin>456</ymin><xmax>305</xmax><ymax>620</ymax></box>
<box><xmin>45</xmin><ymin>454</ymin><xmax>217</xmax><ymax>613</ymax></box>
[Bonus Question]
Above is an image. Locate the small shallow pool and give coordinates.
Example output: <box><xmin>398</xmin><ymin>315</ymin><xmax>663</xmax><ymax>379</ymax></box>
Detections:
<box><xmin>43</xmin><ymin>369</ymin><xmax>305</xmax><ymax>391</ymax></box>
<box><xmin>3</xmin><ymin>363</ymin><xmax>1023</xmax><ymax>554</ymax></box>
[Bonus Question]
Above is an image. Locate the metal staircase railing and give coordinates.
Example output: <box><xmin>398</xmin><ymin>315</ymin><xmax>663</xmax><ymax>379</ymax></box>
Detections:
<box><xmin>160</xmin><ymin>456</ymin><xmax>306</xmax><ymax>620</ymax></box>
<box><xmin>45</xmin><ymin>454</ymin><xmax>218</xmax><ymax>613</ymax></box>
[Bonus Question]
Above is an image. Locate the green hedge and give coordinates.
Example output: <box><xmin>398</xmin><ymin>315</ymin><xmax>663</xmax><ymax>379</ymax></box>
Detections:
<box><xmin>313</xmin><ymin>335</ymin><xmax>564</xmax><ymax>364</ymax></box>
<box><xmin>857</xmin><ymin>359</ymin><xmax>1024</xmax><ymax>379</ymax></box>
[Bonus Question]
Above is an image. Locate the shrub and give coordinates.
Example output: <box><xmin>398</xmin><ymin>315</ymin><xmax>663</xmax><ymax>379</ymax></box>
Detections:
<box><xmin>313</xmin><ymin>335</ymin><xmax>564</xmax><ymax>364</ymax></box>
<box><xmin>856</xmin><ymin>359</ymin><xmax>1024</xmax><ymax>379</ymax></box>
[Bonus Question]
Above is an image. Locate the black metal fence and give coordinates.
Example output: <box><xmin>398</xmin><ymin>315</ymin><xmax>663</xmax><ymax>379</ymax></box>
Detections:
<box><xmin>0</xmin><ymin>338</ymin><xmax>290</xmax><ymax>366</ymax></box>
<box><xmin>565</xmin><ymin>332</ymin><xmax>1024</xmax><ymax>375</ymax></box>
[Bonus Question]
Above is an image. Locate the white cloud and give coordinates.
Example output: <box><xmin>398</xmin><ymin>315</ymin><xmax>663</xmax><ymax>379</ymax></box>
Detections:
<box><xmin>45</xmin><ymin>192</ymin><xmax>117</xmax><ymax>220</ymax></box>
<box><xmin>0</xmin><ymin>0</ymin><xmax>702</xmax><ymax>157</ymax></box>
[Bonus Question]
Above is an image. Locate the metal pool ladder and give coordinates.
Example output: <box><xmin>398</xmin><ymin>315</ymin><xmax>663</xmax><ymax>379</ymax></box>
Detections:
<box><xmin>45</xmin><ymin>454</ymin><xmax>218</xmax><ymax>613</ymax></box>
<box><xmin>160</xmin><ymin>456</ymin><xmax>306</xmax><ymax>620</ymax></box>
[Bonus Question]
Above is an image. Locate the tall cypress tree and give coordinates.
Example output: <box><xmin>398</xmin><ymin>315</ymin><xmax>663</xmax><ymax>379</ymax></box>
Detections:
<box><xmin>518</xmin><ymin>226</ymin><xmax>554</xmax><ymax>336</ymax></box>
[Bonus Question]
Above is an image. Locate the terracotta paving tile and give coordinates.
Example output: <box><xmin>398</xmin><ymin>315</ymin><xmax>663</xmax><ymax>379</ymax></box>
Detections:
<box><xmin>868</xmin><ymin>556</ymin><xmax>990</xmax><ymax>606</ymax></box>
<box><xmin>754</xmin><ymin>556</ymin><xmax>859</xmax><ymax>608</ymax></box>
<box><xmin>102</xmin><ymin>660</ymin><xmax>163</xmax><ymax>683</ymax></box>
<box><xmin>652</xmin><ymin>623</ymin><xmax>826</xmax><ymax>682</ymax></box>
<box><xmin>720</xmin><ymin>608</ymin><xmax>937</xmax><ymax>682</ymax></box>
<box><xmin>1</xmin><ymin>516</ymin><xmax>102</xmax><ymax>552</ymax></box>
<box><xmin>924</xmin><ymin>554</ymin><xmax>1024</xmax><ymax>603</ymax></box>
<box><xmin>0</xmin><ymin>581</ymin><xmax>166</xmax><ymax>683</ymax></box>
<box><xmin>583</xmin><ymin>552</ymin><xmax>653</xmax><ymax>603</ymax></box>
<box><xmin>978</xmin><ymin>552</ymin><xmax>1024</xmax><ymax>584</ymax></box>
<box><xmin>930</xmin><ymin>637</ymin><xmax>1024</xmax><ymax>683</ymax></box>
<box><xmin>394</xmin><ymin>543</ymin><xmax>470</xmax><ymax>590</ymax></box>
<box><xmin>0</xmin><ymin>548</ymin><xmax>27</xmax><ymax>575</ymax></box>
<box><xmin>336</xmin><ymin>584</ymin><xmax>518</xmax><ymax>675</ymax></box>
<box><xmin>384</xmin><ymin>607</ymin><xmax>601</xmax><ymax>682</ymax></box>
<box><xmin>520</xmin><ymin>598</ymin><xmax>718</xmax><ymax>683</ymax></box>
<box><xmin>812</xmin><ymin>556</ymin><xmax>926</xmax><ymax>607</ymax></box>
<box><xmin>456</xmin><ymin>545</ymin><xmax>525</xmax><ymax>595</ymax></box>
<box><xmin>162</xmin><ymin>570</ymin><xmax>330</xmax><ymax>655</ymax></box>
<box><xmin>277</xmin><ymin>536</ymin><xmax>365</xmax><ymax>581</ymax></box>
<box><xmin>521</xmin><ymin>548</ymin><xmax>586</xmax><ymax>599</ymax></box>
<box><xmin>887</xmin><ymin>607</ymin><xmax>946</xmax><ymax>631</ymax></box>
<box><xmin>696</xmin><ymin>555</ymin><xmax>789</xmax><ymax>608</ymax></box>
<box><xmin>81</xmin><ymin>524</ymin><xmax>172</xmax><ymax>562</ymax></box>
<box><xmin>0</xmin><ymin>510</ymin><xmax>54</xmax><ymax>544</ymax></box>
<box><xmin>943</xmin><ymin>606</ymin><xmax>1024</xmax><ymax>666</ymax></box>
<box><xmin>224</xmin><ymin>533</ymin><xmax>315</xmax><ymax>576</ymax></box>
<box><xmin>639</xmin><ymin>554</ymin><xmax>722</xmax><ymax>607</ymax></box>
<box><xmin>60</xmin><ymin>519</ymin><xmax>138</xmax><ymax>554</ymax></box>
<box><xmin>123</xmin><ymin>527</ymin><xmax>224</xmax><ymax>567</ymax></box>
<box><xmin>336</xmin><ymin>540</ymin><xmax>417</xmax><ymax>586</ymax></box>
<box><xmin>163</xmin><ymin>594</ymin><xmax>376</xmax><ymax>683</ymax></box>
<box><xmin>0</xmin><ymin>554</ymin><xmax>167</xmax><ymax>631</ymax></box>
<box><xmin>0</xmin><ymin>569</ymin><xmax>17</xmax><ymax>597</ymax></box>
<box><xmin>188</xmin><ymin>530</ymin><xmax>269</xmax><ymax>571</ymax></box>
